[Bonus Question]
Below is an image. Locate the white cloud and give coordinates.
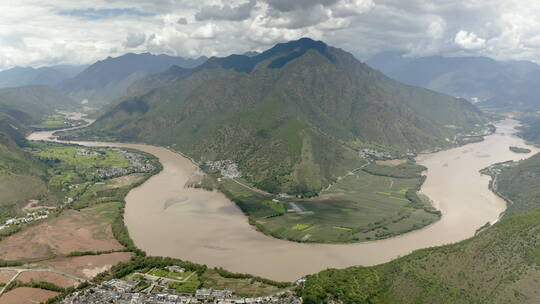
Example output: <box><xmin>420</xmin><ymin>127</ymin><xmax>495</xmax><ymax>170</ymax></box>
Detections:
<box><xmin>332</xmin><ymin>0</ymin><xmax>375</xmax><ymax>17</ymax></box>
<box><xmin>190</xmin><ymin>23</ymin><xmax>219</xmax><ymax>39</ymax></box>
<box><xmin>123</xmin><ymin>32</ymin><xmax>147</xmax><ymax>48</ymax></box>
<box><xmin>3</xmin><ymin>0</ymin><xmax>540</xmax><ymax>70</ymax></box>
<box><xmin>195</xmin><ymin>0</ymin><xmax>256</xmax><ymax>21</ymax></box>
<box><xmin>454</xmin><ymin>30</ymin><xmax>486</xmax><ymax>49</ymax></box>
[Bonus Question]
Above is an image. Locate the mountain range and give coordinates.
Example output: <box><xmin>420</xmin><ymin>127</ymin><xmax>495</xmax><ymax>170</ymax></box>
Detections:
<box><xmin>0</xmin><ymin>65</ymin><xmax>86</xmax><ymax>89</ymax></box>
<box><xmin>0</xmin><ymin>85</ymin><xmax>76</xmax><ymax>125</ymax></box>
<box><xmin>59</xmin><ymin>53</ymin><xmax>207</xmax><ymax>106</ymax></box>
<box><xmin>367</xmin><ymin>52</ymin><xmax>540</xmax><ymax>111</ymax></box>
<box><xmin>64</xmin><ymin>38</ymin><xmax>487</xmax><ymax>194</ymax></box>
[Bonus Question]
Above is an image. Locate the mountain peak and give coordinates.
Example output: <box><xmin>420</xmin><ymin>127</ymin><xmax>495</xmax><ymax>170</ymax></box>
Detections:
<box><xmin>203</xmin><ymin>37</ymin><xmax>335</xmax><ymax>73</ymax></box>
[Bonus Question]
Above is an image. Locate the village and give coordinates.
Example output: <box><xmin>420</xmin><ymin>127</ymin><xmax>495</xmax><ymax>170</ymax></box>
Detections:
<box><xmin>61</xmin><ymin>265</ymin><xmax>303</xmax><ymax>304</ymax></box>
<box><xmin>61</xmin><ymin>286</ymin><xmax>302</xmax><ymax>304</ymax></box>
<box><xmin>96</xmin><ymin>148</ymin><xmax>157</xmax><ymax>179</ymax></box>
<box><xmin>0</xmin><ymin>146</ymin><xmax>158</xmax><ymax>233</ymax></box>
<box><xmin>205</xmin><ymin>160</ymin><xmax>241</xmax><ymax>179</ymax></box>
<box><xmin>0</xmin><ymin>209</ymin><xmax>51</xmax><ymax>231</ymax></box>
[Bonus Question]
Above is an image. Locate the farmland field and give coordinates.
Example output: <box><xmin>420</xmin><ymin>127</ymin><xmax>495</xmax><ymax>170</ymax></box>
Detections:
<box><xmin>219</xmin><ymin>160</ymin><xmax>440</xmax><ymax>243</ymax></box>
<box><xmin>201</xmin><ymin>269</ymin><xmax>283</xmax><ymax>297</ymax></box>
<box><xmin>18</xmin><ymin>271</ymin><xmax>78</xmax><ymax>288</ymax></box>
<box><xmin>148</xmin><ymin>268</ymin><xmax>193</xmax><ymax>280</ymax></box>
<box><xmin>0</xmin><ymin>287</ymin><xmax>58</xmax><ymax>304</ymax></box>
<box><xmin>30</xmin><ymin>113</ymin><xmax>87</xmax><ymax>131</ymax></box>
<box><xmin>32</xmin><ymin>252</ymin><xmax>133</xmax><ymax>280</ymax></box>
<box><xmin>0</xmin><ymin>202</ymin><xmax>124</xmax><ymax>260</ymax></box>
<box><xmin>167</xmin><ymin>273</ymin><xmax>200</xmax><ymax>293</ymax></box>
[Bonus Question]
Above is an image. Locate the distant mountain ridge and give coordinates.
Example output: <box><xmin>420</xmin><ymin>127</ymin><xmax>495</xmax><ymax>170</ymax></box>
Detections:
<box><xmin>64</xmin><ymin>38</ymin><xmax>487</xmax><ymax>194</ymax></box>
<box><xmin>367</xmin><ymin>52</ymin><xmax>540</xmax><ymax>111</ymax></box>
<box><xmin>59</xmin><ymin>53</ymin><xmax>208</xmax><ymax>106</ymax></box>
<box><xmin>0</xmin><ymin>85</ymin><xmax>76</xmax><ymax>125</ymax></box>
<box><xmin>0</xmin><ymin>65</ymin><xmax>86</xmax><ymax>89</ymax></box>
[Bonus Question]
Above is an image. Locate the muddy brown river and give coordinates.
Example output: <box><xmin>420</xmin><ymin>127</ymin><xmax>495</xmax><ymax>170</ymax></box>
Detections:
<box><xmin>28</xmin><ymin>119</ymin><xmax>538</xmax><ymax>281</ymax></box>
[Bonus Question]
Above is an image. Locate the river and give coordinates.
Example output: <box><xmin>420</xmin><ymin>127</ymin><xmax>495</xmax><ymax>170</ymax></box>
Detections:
<box><xmin>28</xmin><ymin>118</ymin><xmax>538</xmax><ymax>281</ymax></box>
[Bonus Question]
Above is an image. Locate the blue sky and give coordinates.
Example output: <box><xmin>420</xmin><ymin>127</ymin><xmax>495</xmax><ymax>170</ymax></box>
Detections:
<box><xmin>59</xmin><ymin>8</ymin><xmax>155</xmax><ymax>20</ymax></box>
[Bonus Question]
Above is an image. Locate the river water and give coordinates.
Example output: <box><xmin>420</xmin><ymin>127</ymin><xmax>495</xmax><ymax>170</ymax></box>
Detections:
<box><xmin>28</xmin><ymin>119</ymin><xmax>538</xmax><ymax>281</ymax></box>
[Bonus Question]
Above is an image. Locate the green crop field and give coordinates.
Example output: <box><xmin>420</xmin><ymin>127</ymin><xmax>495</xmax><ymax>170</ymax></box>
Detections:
<box><xmin>261</xmin><ymin>200</ymin><xmax>286</xmax><ymax>213</ymax></box>
<box><xmin>30</xmin><ymin>142</ymin><xmax>130</xmax><ymax>192</ymax></box>
<box><xmin>292</xmin><ymin>224</ymin><xmax>313</xmax><ymax>231</ymax></box>
<box><xmin>200</xmin><ymin>269</ymin><xmax>284</xmax><ymax>297</ymax></box>
<box><xmin>22</xmin><ymin>142</ymin><xmax>161</xmax><ymax>210</ymax></box>
<box><xmin>30</xmin><ymin>114</ymin><xmax>86</xmax><ymax>131</ymax></box>
<box><xmin>147</xmin><ymin>268</ymin><xmax>193</xmax><ymax>281</ymax></box>
<box><xmin>219</xmin><ymin>160</ymin><xmax>439</xmax><ymax>243</ymax></box>
<box><xmin>33</xmin><ymin>142</ymin><xmax>131</xmax><ymax>170</ymax></box>
<box><xmin>168</xmin><ymin>273</ymin><xmax>201</xmax><ymax>293</ymax></box>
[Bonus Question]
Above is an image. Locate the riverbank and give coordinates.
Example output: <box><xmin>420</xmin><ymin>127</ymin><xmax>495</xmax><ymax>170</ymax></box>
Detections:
<box><xmin>28</xmin><ymin>118</ymin><xmax>539</xmax><ymax>281</ymax></box>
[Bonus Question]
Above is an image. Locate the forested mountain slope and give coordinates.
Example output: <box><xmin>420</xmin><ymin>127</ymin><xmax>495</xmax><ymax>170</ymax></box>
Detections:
<box><xmin>64</xmin><ymin>38</ymin><xmax>487</xmax><ymax>194</ymax></box>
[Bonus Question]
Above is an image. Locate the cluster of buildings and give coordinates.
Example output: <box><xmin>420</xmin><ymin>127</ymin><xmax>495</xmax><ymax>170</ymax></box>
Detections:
<box><xmin>359</xmin><ymin>148</ymin><xmax>395</xmax><ymax>160</ymax></box>
<box><xmin>0</xmin><ymin>209</ymin><xmax>50</xmax><ymax>230</ymax></box>
<box><xmin>61</xmin><ymin>278</ymin><xmax>302</xmax><ymax>304</ymax></box>
<box><xmin>97</xmin><ymin>149</ymin><xmax>156</xmax><ymax>179</ymax></box>
<box><xmin>205</xmin><ymin>160</ymin><xmax>241</xmax><ymax>178</ymax></box>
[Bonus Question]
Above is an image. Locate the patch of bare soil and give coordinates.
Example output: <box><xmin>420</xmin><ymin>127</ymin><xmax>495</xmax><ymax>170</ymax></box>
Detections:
<box><xmin>33</xmin><ymin>252</ymin><xmax>132</xmax><ymax>280</ymax></box>
<box><xmin>103</xmin><ymin>173</ymin><xmax>145</xmax><ymax>189</ymax></box>
<box><xmin>0</xmin><ymin>287</ymin><xmax>58</xmax><ymax>304</ymax></box>
<box><xmin>0</xmin><ymin>271</ymin><xmax>16</xmax><ymax>284</ymax></box>
<box><xmin>22</xmin><ymin>200</ymin><xmax>56</xmax><ymax>213</ymax></box>
<box><xmin>0</xmin><ymin>202</ymin><xmax>124</xmax><ymax>260</ymax></box>
<box><xmin>18</xmin><ymin>271</ymin><xmax>78</xmax><ymax>288</ymax></box>
<box><xmin>375</xmin><ymin>159</ymin><xmax>407</xmax><ymax>166</ymax></box>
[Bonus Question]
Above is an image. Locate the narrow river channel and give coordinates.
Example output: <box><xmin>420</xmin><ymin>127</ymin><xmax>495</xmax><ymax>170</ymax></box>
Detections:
<box><xmin>28</xmin><ymin>118</ymin><xmax>538</xmax><ymax>281</ymax></box>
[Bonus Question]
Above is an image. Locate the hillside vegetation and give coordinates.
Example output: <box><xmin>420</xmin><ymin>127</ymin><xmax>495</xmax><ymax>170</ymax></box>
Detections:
<box><xmin>63</xmin><ymin>38</ymin><xmax>487</xmax><ymax>195</ymax></box>
<box><xmin>0</xmin><ymin>85</ymin><xmax>76</xmax><ymax>124</ymax></box>
<box><xmin>298</xmin><ymin>210</ymin><xmax>540</xmax><ymax>304</ymax></box>
<box><xmin>298</xmin><ymin>145</ymin><xmax>540</xmax><ymax>303</ymax></box>
<box><xmin>216</xmin><ymin>159</ymin><xmax>439</xmax><ymax>243</ymax></box>
<box><xmin>0</xmin><ymin>65</ymin><xmax>86</xmax><ymax>89</ymax></box>
<box><xmin>517</xmin><ymin>115</ymin><xmax>540</xmax><ymax>146</ymax></box>
<box><xmin>367</xmin><ymin>52</ymin><xmax>540</xmax><ymax>112</ymax></box>
<box><xmin>0</xmin><ymin>85</ymin><xmax>77</xmax><ymax>221</ymax></box>
<box><xmin>59</xmin><ymin>53</ymin><xmax>207</xmax><ymax>106</ymax></box>
<box><xmin>489</xmin><ymin>153</ymin><xmax>540</xmax><ymax>217</ymax></box>
<box><xmin>0</xmin><ymin>113</ymin><xmax>48</xmax><ymax>220</ymax></box>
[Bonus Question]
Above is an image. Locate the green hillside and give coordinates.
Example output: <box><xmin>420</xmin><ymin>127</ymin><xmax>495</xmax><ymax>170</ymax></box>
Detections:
<box><xmin>517</xmin><ymin>115</ymin><xmax>540</xmax><ymax>145</ymax></box>
<box><xmin>59</xmin><ymin>53</ymin><xmax>207</xmax><ymax>106</ymax></box>
<box><xmin>298</xmin><ymin>210</ymin><xmax>540</xmax><ymax>304</ymax></box>
<box><xmin>0</xmin><ymin>85</ymin><xmax>76</xmax><ymax>124</ymax></box>
<box><xmin>0</xmin><ymin>113</ymin><xmax>48</xmax><ymax>220</ymax></box>
<box><xmin>298</xmin><ymin>148</ymin><xmax>540</xmax><ymax>303</ymax></box>
<box><xmin>0</xmin><ymin>85</ymin><xmax>77</xmax><ymax>221</ymax></box>
<box><xmin>485</xmin><ymin>153</ymin><xmax>540</xmax><ymax>217</ymax></box>
<box><xmin>62</xmin><ymin>38</ymin><xmax>487</xmax><ymax>195</ymax></box>
<box><xmin>367</xmin><ymin>52</ymin><xmax>540</xmax><ymax>112</ymax></box>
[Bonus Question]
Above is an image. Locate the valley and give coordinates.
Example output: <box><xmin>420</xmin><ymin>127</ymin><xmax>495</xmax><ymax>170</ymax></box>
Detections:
<box><xmin>26</xmin><ymin>116</ymin><xmax>536</xmax><ymax>283</ymax></box>
<box><xmin>0</xmin><ymin>27</ymin><xmax>538</xmax><ymax>303</ymax></box>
